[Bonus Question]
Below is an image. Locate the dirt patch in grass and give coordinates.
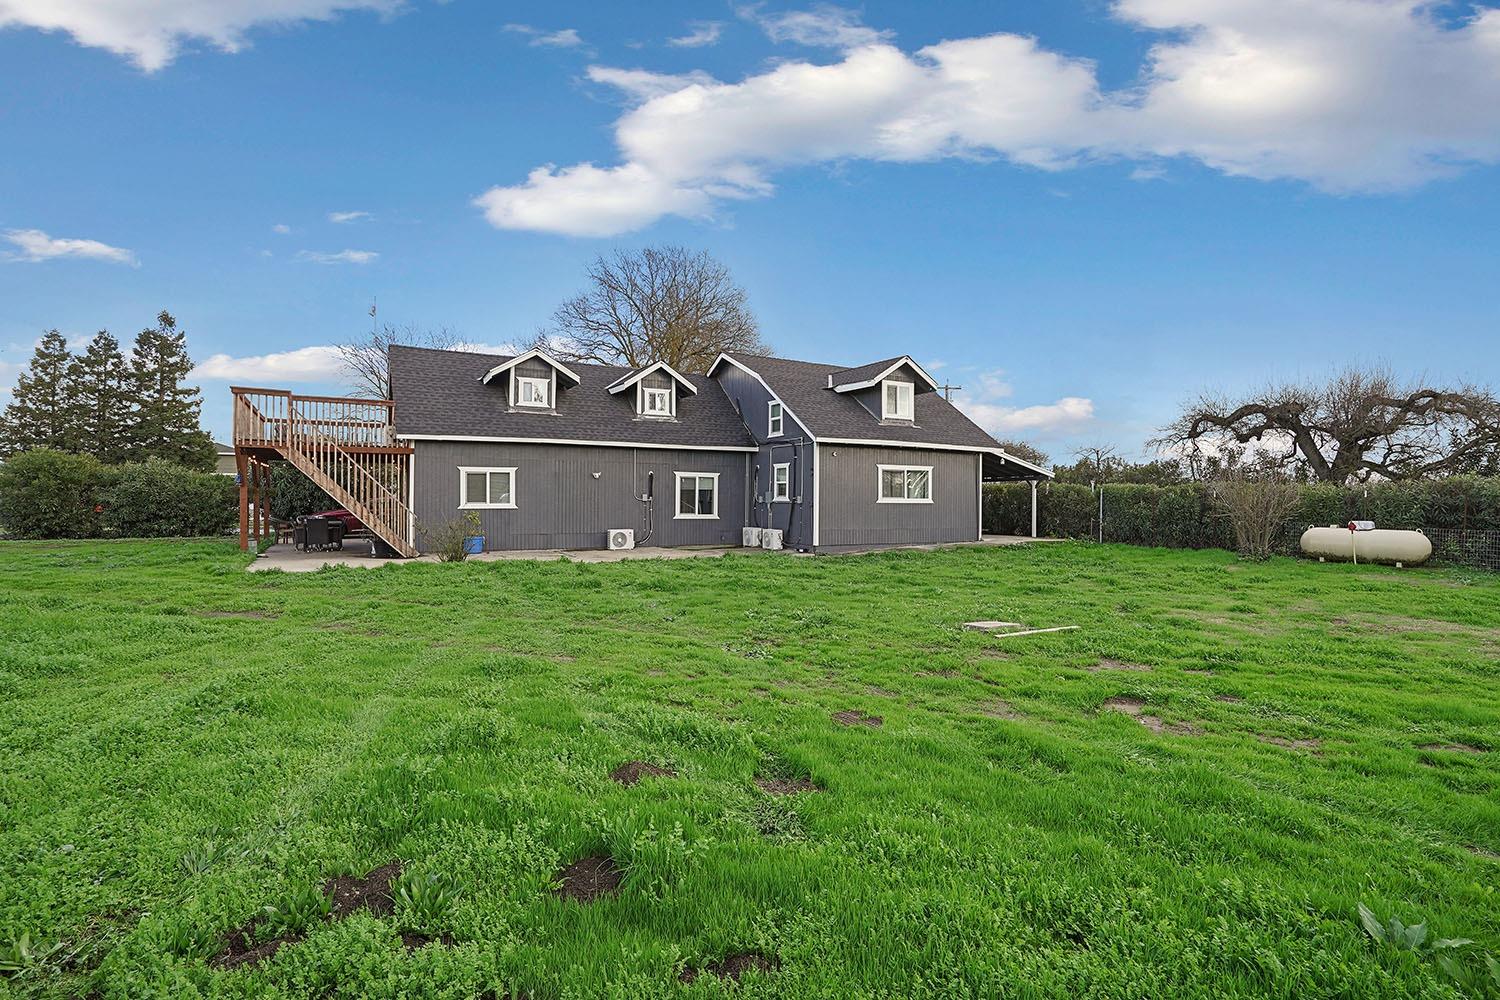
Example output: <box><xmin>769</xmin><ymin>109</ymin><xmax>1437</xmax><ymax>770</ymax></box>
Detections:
<box><xmin>978</xmin><ymin>699</ymin><xmax>1024</xmax><ymax>720</ymax></box>
<box><xmin>755</xmin><ymin>776</ymin><xmax>819</xmax><ymax>795</ymax></box>
<box><xmin>199</xmin><ymin>610</ymin><xmax>279</xmax><ymax>620</ymax></box>
<box><xmin>553</xmin><ymin>855</ymin><xmax>622</xmax><ymax>903</ymax></box>
<box><xmin>1465</xmin><ymin>844</ymin><xmax>1500</xmax><ymax>861</ymax></box>
<box><xmin>915</xmin><ymin>668</ymin><xmax>960</xmax><ymax>678</ymax></box>
<box><xmin>832</xmin><ymin>709</ymin><xmax>882</xmax><ymax>728</ymax></box>
<box><xmin>214</xmin><ymin>859</ymin><xmax>402</xmax><ymax>970</ymax></box>
<box><xmin>213</xmin><ymin>913</ymin><xmax>293</xmax><ymax>970</ymax></box>
<box><xmin>1101</xmin><ymin>697</ymin><xmax>1199</xmax><ymax>735</ymax></box>
<box><xmin>1184</xmin><ymin>668</ymin><xmax>1214</xmax><ymax>676</ymax></box>
<box><xmin>401</xmin><ymin>931</ymin><xmax>455</xmax><ymax>951</ymax></box>
<box><xmin>680</xmin><ymin>952</ymin><xmax>779</xmax><ymax>984</ymax></box>
<box><xmin>1214</xmin><ymin>694</ymin><xmax>1244</xmax><ymax>704</ymax></box>
<box><xmin>609</xmin><ymin>761</ymin><xmax>676</xmax><ymax>786</ymax></box>
<box><xmin>1089</xmin><ymin>659</ymin><xmax>1151</xmax><ymax>673</ymax></box>
<box><xmin>1257</xmin><ymin>735</ymin><xmax>1323</xmax><ymax>753</ymax></box>
<box><xmin>325</xmin><ymin>859</ymin><xmax>401</xmax><ymax>919</ymax></box>
<box><xmin>1420</xmin><ymin>742</ymin><xmax>1486</xmax><ymax>754</ymax></box>
<box><xmin>865</xmin><ymin>684</ymin><xmax>901</xmax><ymax>698</ymax></box>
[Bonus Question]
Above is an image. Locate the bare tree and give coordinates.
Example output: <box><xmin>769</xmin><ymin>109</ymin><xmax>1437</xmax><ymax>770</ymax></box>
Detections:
<box><xmin>1212</xmin><ymin>467</ymin><xmax>1301</xmax><ymax>560</ymax></box>
<box><xmin>337</xmin><ymin>323</ymin><xmax>461</xmax><ymax>398</ymax></box>
<box><xmin>1156</xmin><ymin>366</ymin><xmax>1500</xmax><ymax>483</ymax></box>
<box><xmin>537</xmin><ymin>246</ymin><xmax>770</xmax><ymax>372</ymax></box>
<box><xmin>1070</xmin><ymin>442</ymin><xmax>1121</xmax><ymax>482</ymax></box>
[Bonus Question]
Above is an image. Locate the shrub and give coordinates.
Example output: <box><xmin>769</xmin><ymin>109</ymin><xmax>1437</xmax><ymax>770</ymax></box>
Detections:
<box><xmin>0</xmin><ymin>450</ymin><xmax>107</xmax><ymax>539</ymax></box>
<box><xmin>102</xmin><ymin>459</ymin><xmax>237</xmax><ymax>538</ymax></box>
<box><xmin>1212</xmin><ymin>472</ymin><xmax>1301</xmax><ymax>560</ymax></box>
<box><xmin>268</xmin><ymin>463</ymin><xmax>337</xmax><ymax>522</ymax></box>
<box><xmin>421</xmin><ymin>510</ymin><xmax>482</xmax><ymax>562</ymax></box>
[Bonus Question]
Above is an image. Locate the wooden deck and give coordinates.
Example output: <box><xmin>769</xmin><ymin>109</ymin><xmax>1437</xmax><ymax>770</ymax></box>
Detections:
<box><xmin>231</xmin><ymin>387</ymin><xmax>417</xmax><ymax>557</ymax></box>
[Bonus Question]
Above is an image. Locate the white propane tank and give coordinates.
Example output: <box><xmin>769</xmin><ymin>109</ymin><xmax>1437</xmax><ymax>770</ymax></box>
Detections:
<box><xmin>1299</xmin><ymin>525</ymin><xmax>1432</xmax><ymax>566</ymax></box>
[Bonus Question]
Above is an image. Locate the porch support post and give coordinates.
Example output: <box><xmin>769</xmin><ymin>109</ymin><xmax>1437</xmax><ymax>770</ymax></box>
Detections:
<box><xmin>237</xmin><ymin>451</ymin><xmax>249</xmax><ymax>551</ymax></box>
<box><xmin>1030</xmin><ymin>479</ymin><xmax>1038</xmax><ymax>539</ymax></box>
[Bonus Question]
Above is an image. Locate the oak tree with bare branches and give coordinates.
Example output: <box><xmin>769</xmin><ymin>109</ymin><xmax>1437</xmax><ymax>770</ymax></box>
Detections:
<box><xmin>1156</xmin><ymin>366</ymin><xmax>1500</xmax><ymax>483</ymax></box>
<box><xmin>537</xmin><ymin>246</ymin><xmax>769</xmax><ymax>372</ymax></box>
<box><xmin>337</xmin><ymin>323</ymin><xmax>461</xmax><ymax>399</ymax></box>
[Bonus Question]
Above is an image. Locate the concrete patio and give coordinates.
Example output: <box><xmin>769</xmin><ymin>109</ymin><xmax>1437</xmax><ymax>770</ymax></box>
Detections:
<box><xmin>246</xmin><ymin>534</ymin><xmax>1051</xmax><ymax>572</ymax></box>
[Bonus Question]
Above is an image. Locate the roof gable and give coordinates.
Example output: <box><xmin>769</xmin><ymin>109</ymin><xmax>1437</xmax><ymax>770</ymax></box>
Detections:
<box><xmin>605</xmin><ymin>360</ymin><xmax>698</xmax><ymax>396</ymax></box>
<box><xmin>828</xmin><ymin>355</ymin><xmax>939</xmax><ymax>393</ymax></box>
<box><xmin>717</xmin><ymin>352</ymin><xmax>1000</xmax><ymax>451</ymax></box>
<box><xmin>479</xmin><ymin>348</ymin><xmax>581</xmax><ymax>387</ymax></box>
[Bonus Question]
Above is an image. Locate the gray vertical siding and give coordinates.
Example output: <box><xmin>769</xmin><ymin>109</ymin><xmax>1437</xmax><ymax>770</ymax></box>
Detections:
<box><xmin>412</xmin><ymin>441</ymin><xmax>749</xmax><ymax>552</ymax></box>
<box><xmin>713</xmin><ymin>362</ymin><xmax>816</xmax><ymax>550</ymax></box>
<box><xmin>815</xmin><ymin>444</ymin><xmax>980</xmax><ymax>549</ymax></box>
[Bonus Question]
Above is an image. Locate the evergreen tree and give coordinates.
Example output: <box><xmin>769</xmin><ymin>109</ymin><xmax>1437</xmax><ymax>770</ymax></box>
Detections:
<box><xmin>0</xmin><ymin>330</ymin><xmax>76</xmax><ymax>457</ymax></box>
<box><xmin>66</xmin><ymin>330</ymin><xmax>132</xmax><ymax>464</ymax></box>
<box><xmin>128</xmin><ymin>311</ymin><xmax>215</xmax><ymax>470</ymax></box>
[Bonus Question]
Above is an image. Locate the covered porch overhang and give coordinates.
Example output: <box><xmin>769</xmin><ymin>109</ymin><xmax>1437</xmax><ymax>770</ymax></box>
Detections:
<box><xmin>981</xmin><ymin>449</ymin><xmax>1052</xmax><ymax>539</ymax></box>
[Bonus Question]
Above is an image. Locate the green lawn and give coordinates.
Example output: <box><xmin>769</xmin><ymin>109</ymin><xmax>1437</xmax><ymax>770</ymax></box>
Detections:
<box><xmin>1</xmin><ymin>539</ymin><xmax>1497</xmax><ymax>999</ymax></box>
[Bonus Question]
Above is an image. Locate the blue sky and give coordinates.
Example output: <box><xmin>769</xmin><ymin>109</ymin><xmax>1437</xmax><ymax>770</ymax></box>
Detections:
<box><xmin>2</xmin><ymin>1</ymin><xmax>1498</xmax><ymax>461</ymax></box>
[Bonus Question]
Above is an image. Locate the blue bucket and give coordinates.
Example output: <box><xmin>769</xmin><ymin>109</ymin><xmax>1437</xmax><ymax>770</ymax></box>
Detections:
<box><xmin>463</xmin><ymin>536</ymin><xmax>485</xmax><ymax>555</ymax></box>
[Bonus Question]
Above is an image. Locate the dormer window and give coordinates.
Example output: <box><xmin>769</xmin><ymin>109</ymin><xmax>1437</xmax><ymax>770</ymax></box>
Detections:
<box><xmin>515</xmin><ymin>375</ymin><xmax>551</xmax><ymax>408</ymax></box>
<box><xmin>882</xmin><ymin>380</ymin><xmax>914</xmax><ymax>421</ymax></box>
<box><xmin>768</xmin><ymin>401</ymin><xmax>783</xmax><ymax>437</ymax></box>
<box><xmin>642</xmin><ymin>386</ymin><xmax>674</xmax><ymax>417</ymax></box>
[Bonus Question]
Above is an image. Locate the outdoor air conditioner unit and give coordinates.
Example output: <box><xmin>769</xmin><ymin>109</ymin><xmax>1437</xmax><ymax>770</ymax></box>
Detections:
<box><xmin>742</xmin><ymin>527</ymin><xmax>764</xmax><ymax>548</ymax></box>
<box><xmin>761</xmin><ymin>529</ymin><xmax>784</xmax><ymax>551</ymax></box>
<box><xmin>607</xmin><ymin>528</ymin><xmax>635</xmax><ymax>551</ymax></box>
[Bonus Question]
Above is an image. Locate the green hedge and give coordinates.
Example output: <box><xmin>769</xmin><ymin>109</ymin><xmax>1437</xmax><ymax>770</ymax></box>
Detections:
<box><xmin>0</xmin><ymin>449</ymin><xmax>236</xmax><ymax>540</ymax></box>
<box><xmin>984</xmin><ymin>476</ymin><xmax>1500</xmax><ymax>552</ymax></box>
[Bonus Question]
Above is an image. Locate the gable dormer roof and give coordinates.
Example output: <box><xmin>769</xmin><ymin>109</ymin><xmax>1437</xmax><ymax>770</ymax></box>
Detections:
<box><xmin>827</xmin><ymin>355</ymin><xmax>939</xmax><ymax>394</ymax></box>
<box><xmin>604</xmin><ymin>360</ymin><xmax>699</xmax><ymax>396</ymax></box>
<box><xmin>479</xmin><ymin>347</ymin><xmax>581</xmax><ymax>387</ymax></box>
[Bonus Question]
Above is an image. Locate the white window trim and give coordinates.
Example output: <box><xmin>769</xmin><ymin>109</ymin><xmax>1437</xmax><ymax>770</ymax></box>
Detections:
<box><xmin>458</xmin><ymin>466</ymin><xmax>518</xmax><ymax>509</ymax></box>
<box><xmin>876</xmin><ymin>464</ymin><xmax>933</xmax><ymax>504</ymax></box>
<box><xmin>881</xmin><ymin>380</ymin><xmax>914</xmax><ymax>421</ymax></box>
<box><xmin>674</xmin><ymin>471</ymin><xmax>720</xmax><ymax>519</ymax></box>
<box><xmin>640</xmin><ymin>384</ymin><xmax>675</xmax><ymax>417</ymax></box>
<box><xmin>768</xmin><ymin>400</ymin><xmax>784</xmax><ymax>437</ymax></box>
<box><xmin>511</xmin><ymin>372</ymin><xmax>552</xmax><ymax>409</ymax></box>
<box><xmin>772</xmin><ymin>462</ymin><xmax>791</xmax><ymax>502</ymax></box>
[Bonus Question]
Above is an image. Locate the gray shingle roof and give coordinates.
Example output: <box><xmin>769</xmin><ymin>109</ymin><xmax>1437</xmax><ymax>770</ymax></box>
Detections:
<box><xmin>390</xmin><ymin>345</ymin><xmax>756</xmax><ymax>448</ymax></box>
<box><xmin>724</xmin><ymin>352</ymin><xmax>1001</xmax><ymax>448</ymax></box>
<box><xmin>828</xmin><ymin>355</ymin><xmax>909</xmax><ymax>387</ymax></box>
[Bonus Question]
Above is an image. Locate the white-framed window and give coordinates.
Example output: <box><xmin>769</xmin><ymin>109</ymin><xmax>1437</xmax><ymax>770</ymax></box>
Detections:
<box><xmin>882</xmin><ymin>380</ymin><xmax>914</xmax><ymax>421</ymax></box>
<box><xmin>459</xmin><ymin>466</ymin><xmax>517</xmax><ymax>509</ymax></box>
<box><xmin>877</xmin><ymin>464</ymin><xmax>932</xmax><ymax>503</ymax></box>
<box><xmin>513</xmin><ymin>374</ymin><xmax>551</xmax><ymax>408</ymax></box>
<box><xmin>642</xmin><ymin>385</ymin><xmax>674</xmax><ymax>417</ymax></box>
<box><xmin>674</xmin><ymin>472</ymin><xmax>719</xmax><ymax>519</ymax></box>
<box><xmin>768</xmin><ymin>400</ymin><xmax>783</xmax><ymax>437</ymax></box>
<box><xmin>772</xmin><ymin>462</ymin><xmax>791</xmax><ymax>502</ymax></box>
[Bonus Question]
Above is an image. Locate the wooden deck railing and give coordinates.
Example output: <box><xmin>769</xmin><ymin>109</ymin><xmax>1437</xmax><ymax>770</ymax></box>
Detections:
<box><xmin>232</xmin><ymin>387</ymin><xmax>416</xmax><ymax>557</ymax></box>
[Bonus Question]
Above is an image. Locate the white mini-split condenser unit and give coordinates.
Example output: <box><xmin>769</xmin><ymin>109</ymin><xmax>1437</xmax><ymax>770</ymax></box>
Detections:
<box><xmin>607</xmin><ymin>528</ymin><xmax>635</xmax><ymax>551</ymax></box>
<box><xmin>742</xmin><ymin>527</ymin><xmax>764</xmax><ymax>548</ymax></box>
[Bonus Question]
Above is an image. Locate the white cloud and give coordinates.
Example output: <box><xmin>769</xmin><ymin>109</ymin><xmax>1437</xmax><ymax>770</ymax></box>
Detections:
<box><xmin>271</xmin><ymin>223</ymin><xmax>292</xmax><ymax>234</ymax></box>
<box><xmin>0</xmin><ymin>0</ymin><xmax>398</xmax><ymax>72</ymax></box>
<box><xmin>190</xmin><ymin>345</ymin><xmax>344</xmax><ymax>383</ymax></box>
<box><xmin>2</xmin><ymin>228</ymin><xmax>139</xmax><ymax>266</ymax></box>
<box><xmin>668</xmin><ymin>21</ymin><xmax>723</xmax><ymax>48</ymax></box>
<box><xmin>327</xmin><ymin>210</ymin><xmax>371</xmax><ymax>224</ymax></box>
<box><xmin>295</xmin><ymin>248</ymin><xmax>378</xmax><ymax>264</ymax></box>
<box><xmin>953</xmin><ymin>367</ymin><xmax>1093</xmax><ymax>436</ymax></box>
<box><xmin>743</xmin><ymin>4</ymin><xmax>893</xmax><ymax>49</ymax></box>
<box><xmin>478</xmin><ymin>1</ymin><xmax>1500</xmax><ymax>236</ymax></box>
<box><xmin>503</xmin><ymin>23</ymin><xmax>584</xmax><ymax>48</ymax></box>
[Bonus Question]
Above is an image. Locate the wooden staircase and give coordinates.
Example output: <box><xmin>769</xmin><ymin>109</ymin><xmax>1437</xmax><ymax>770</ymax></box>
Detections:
<box><xmin>232</xmin><ymin>387</ymin><xmax>417</xmax><ymax>557</ymax></box>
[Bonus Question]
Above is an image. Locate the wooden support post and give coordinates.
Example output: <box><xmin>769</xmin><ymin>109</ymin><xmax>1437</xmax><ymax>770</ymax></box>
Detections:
<box><xmin>250</xmin><ymin>459</ymin><xmax>261</xmax><ymax>544</ymax></box>
<box><xmin>1030</xmin><ymin>480</ymin><xmax>1038</xmax><ymax>539</ymax></box>
<box><xmin>237</xmin><ymin>451</ymin><xmax>249</xmax><ymax>551</ymax></box>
